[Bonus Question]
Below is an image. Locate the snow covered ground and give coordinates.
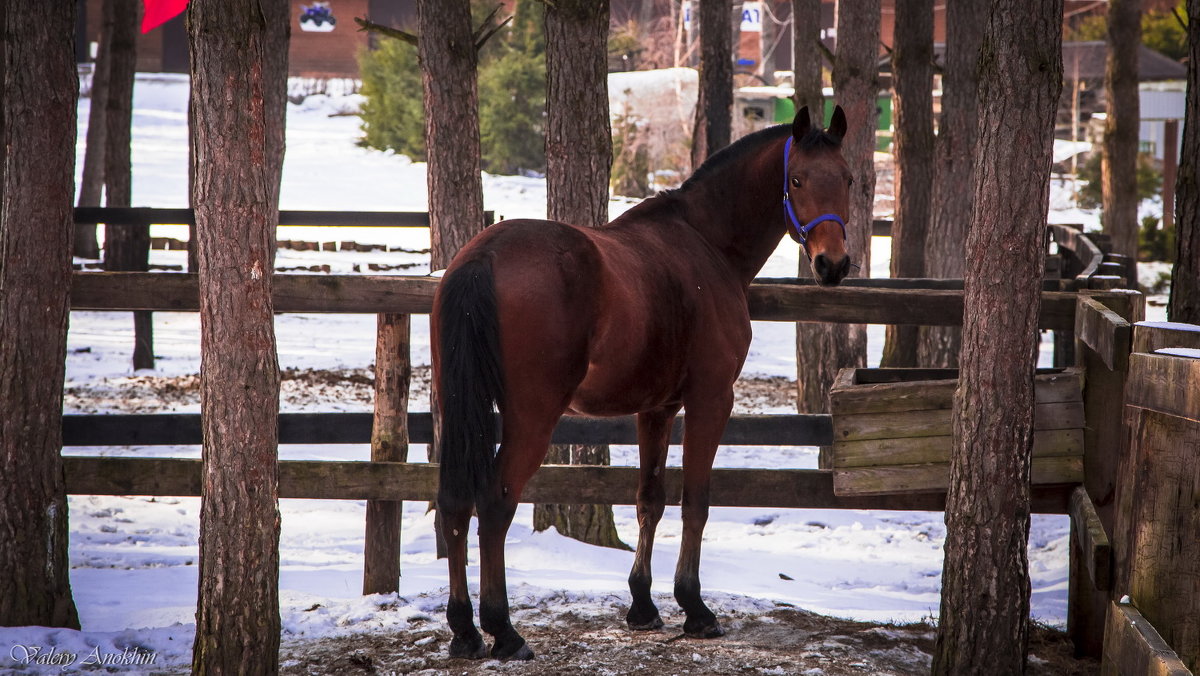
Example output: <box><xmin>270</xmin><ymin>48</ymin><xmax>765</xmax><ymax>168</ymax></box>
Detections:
<box><xmin>1</xmin><ymin>74</ymin><xmax>1168</xmax><ymax>673</ymax></box>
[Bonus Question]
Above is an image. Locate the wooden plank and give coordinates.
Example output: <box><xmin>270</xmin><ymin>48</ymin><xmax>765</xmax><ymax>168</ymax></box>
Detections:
<box><xmin>830</xmin><ymin>368</ymin><xmax>1080</xmax><ymax>415</ymax></box>
<box><xmin>833</xmin><ymin>401</ymin><xmax>1084</xmax><ymax>442</ymax></box>
<box><xmin>1076</xmin><ymin>295</ymin><xmax>1132</xmax><ymax>371</ymax></box>
<box><xmin>1101</xmin><ymin>600</ymin><xmax>1193</xmax><ymax>676</ymax></box>
<box><xmin>833</xmin><ymin>455</ymin><xmax>1083</xmax><ymax>496</ymax></box>
<box><xmin>1090</xmin><ymin>275</ymin><xmax>1127</xmax><ymax>290</ymax></box>
<box><xmin>834</xmin><ymin>428</ymin><xmax>1083</xmax><ymax>468</ymax></box>
<box><xmin>59</xmin><ymin>456</ymin><xmax>1074</xmax><ymax>512</ymax></box>
<box><xmin>1126</xmin><ymin>352</ymin><xmax>1200</xmax><ymax>423</ymax></box>
<box><xmin>1089</xmin><ymin>288</ymin><xmax>1146</xmax><ymax>323</ymax></box>
<box><xmin>1133</xmin><ymin>321</ymin><xmax>1200</xmax><ymax>354</ymax></box>
<box><xmin>73</xmin><ymin>206</ymin><xmax>495</xmax><ymax>228</ymax></box>
<box><xmin>62</xmin><ymin>412</ymin><xmax>836</xmax><ymax>447</ymax></box>
<box><xmin>747</xmin><ymin>283</ymin><xmax>1080</xmax><ymax>330</ymax></box>
<box><xmin>1069</xmin><ymin>486</ymin><xmax>1112</xmax><ymax>590</ymax></box>
<box><xmin>755</xmin><ymin>276</ymin><xmax>1071</xmax><ymax>292</ymax></box>
<box><xmin>1117</xmin><ymin>410</ymin><xmax>1200</xmax><ymax>669</ymax></box>
<box><xmin>70</xmin><ymin>272</ymin><xmax>1098</xmax><ymax>329</ymax></box>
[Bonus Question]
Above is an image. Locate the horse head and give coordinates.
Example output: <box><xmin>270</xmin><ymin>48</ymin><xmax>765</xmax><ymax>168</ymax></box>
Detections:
<box><xmin>783</xmin><ymin>105</ymin><xmax>853</xmax><ymax>286</ymax></box>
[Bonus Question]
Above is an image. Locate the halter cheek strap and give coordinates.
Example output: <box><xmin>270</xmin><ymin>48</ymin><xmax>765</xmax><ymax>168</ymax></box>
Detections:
<box><xmin>783</xmin><ymin>136</ymin><xmax>847</xmax><ymax>256</ymax></box>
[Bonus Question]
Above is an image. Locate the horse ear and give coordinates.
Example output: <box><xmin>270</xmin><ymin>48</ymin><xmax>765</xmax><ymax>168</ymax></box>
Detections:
<box><xmin>792</xmin><ymin>106</ymin><xmax>812</xmax><ymax>141</ymax></box>
<box><xmin>827</xmin><ymin>105</ymin><xmax>848</xmax><ymax>141</ymax></box>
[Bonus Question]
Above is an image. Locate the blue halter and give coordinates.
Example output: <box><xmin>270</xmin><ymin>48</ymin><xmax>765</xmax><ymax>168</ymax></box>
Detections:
<box><xmin>783</xmin><ymin>136</ymin><xmax>846</xmax><ymax>257</ymax></box>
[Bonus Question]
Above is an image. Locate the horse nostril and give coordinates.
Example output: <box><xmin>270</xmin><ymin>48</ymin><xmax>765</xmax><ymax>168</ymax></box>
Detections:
<box><xmin>813</xmin><ymin>254</ymin><xmax>829</xmax><ymax>277</ymax></box>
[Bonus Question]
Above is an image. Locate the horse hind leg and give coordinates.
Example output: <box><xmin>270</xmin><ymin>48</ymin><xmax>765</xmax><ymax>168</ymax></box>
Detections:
<box><xmin>673</xmin><ymin>394</ymin><xmax>732</xmax><ymax>639</ymax></box>
<box><xmin>438</xmin><ymin>494</ymin><xmax>487</xmax><ymax>659</ymax></box>
<box><xmin>476</xmin><ymin>418</ymin><xmax>559</xmax><ymax>660</ymax></box>
<box><xmin>626</xmin><ymin>404</ymin><xmax>680</xmax><ymax>631</ymax></box>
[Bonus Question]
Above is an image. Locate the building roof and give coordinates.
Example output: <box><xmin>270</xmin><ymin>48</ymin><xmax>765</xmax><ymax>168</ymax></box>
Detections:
<box><xmin>1060</xmin><ymin>41</ymin><xmax>1188</xmax><ymax>82</ymax></box>
<box><xmin>880</xmin><ymin>41</ymin><xmax>1186</xmax><ymax>83</ymax></box>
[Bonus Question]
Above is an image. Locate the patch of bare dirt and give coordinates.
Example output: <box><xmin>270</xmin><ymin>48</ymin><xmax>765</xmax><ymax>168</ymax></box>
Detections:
<box><xmin>64</xmin><ymin>367</ymin><xmax>794</xmax><ymax>415</ymax></box>
<box><xmin>278</xmin><ymin>603</ymin><xmax>1094</xmax><ymax>676</ymax></box>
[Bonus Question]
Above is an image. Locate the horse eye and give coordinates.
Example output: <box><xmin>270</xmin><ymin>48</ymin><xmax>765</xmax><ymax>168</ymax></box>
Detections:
<box><xmin>790</xmin><ymin>177</ymin><xmax>801</xmax><ymax>188</ymax></box>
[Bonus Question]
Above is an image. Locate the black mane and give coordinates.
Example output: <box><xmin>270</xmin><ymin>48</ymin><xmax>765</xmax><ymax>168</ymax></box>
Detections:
<box><xmin>671</xmin><ymin>123</ymin><xmax>842</xmax><ymax>195</ymax></box>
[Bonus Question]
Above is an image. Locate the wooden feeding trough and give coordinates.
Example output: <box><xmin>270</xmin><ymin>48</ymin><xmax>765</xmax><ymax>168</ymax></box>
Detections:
<box><xmin>829</xmin><ymin>368</ymin><xmax>1085</xmax><ymax>496</ymax></box>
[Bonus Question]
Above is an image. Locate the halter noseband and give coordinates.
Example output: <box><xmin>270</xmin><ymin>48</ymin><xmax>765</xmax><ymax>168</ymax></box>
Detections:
<box><xmin>783</xmin><ymin>136</ymin><xmax>846</xmax><ymax>257</ymax></box>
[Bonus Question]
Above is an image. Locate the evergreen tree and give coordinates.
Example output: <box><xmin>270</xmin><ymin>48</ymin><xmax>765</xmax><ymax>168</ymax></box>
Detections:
<box><xmin>357</xmin><ymin>0</ymin><xmax>548</xmax><ymax>175</ymax></box>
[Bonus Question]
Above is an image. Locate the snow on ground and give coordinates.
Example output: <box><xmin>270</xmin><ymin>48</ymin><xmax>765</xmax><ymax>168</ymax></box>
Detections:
<box><xmin>1</xmin><ymin>74</ymin><xmax>1164</xmax><ymax>673</ymax></box>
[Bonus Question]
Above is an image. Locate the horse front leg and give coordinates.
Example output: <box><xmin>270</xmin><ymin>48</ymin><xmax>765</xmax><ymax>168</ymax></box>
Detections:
<box><xmin>674</xmin><ymin>395</ymin><xmax>732</xmax><ymax>638</ymax></box>
<box><xmin>627</xmin><ymin>403</ymin><xmax>682</xmax><ymax>631</ymax></box>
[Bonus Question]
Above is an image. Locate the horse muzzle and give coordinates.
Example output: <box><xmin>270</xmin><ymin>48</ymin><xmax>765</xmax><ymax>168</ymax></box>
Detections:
<box><xmin>813</xmin><ymin>253</ymin><xmax>851</xmax><ymax>286</ymax></box>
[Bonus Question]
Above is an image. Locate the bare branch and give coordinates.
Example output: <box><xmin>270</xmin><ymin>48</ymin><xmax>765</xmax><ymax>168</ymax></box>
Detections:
<box><xmin>472</xmin><ymin>5</ymin><xmax>514</xmax><ymax>52</ymax></box>
<box><xmin>354</xmin><ymin>16</ymin><xmax>418</xmax><ymax>46</ymax></box>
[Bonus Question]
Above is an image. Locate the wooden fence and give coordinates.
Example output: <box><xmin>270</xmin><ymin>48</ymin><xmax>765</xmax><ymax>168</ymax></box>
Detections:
<box><xmin>64</xmin><ymin>210</ymin><xmax>1195</xmax><ymax>669</ymax></box>
<box><xmin>1067</xmin><ymin>292</ymin><xmax>1198</xmax><ymax>673</ymax></box>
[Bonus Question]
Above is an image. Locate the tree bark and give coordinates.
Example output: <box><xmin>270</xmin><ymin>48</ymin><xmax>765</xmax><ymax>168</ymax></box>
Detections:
<box><xmin>99</xmin><ymin>0</ymin><xmax>152</xmax><ymax>371</ymax></box>
<box><xmin>932</xmin><ymin>2</ymin><xmax>1063</xmax><ymax>672</ymax></box>
<box><xmin>917</xmin><ymin>0</ymin><xmax>985</xmax><ymax>368</ymax></box>
<box><xmin>0</xmin><ymin>0</ymin><xmax>81</xmax><ymax>630</ymax></box>
<box><xmin>795</xmin><ymin>0</ymin><xmax>875</xmax><ymax>413</ymax></box>
<box><xmin>1102</xmin><ymin>0</ymin><xmax>1141</xmax><ymax>279</ymax></box>
<box><xmin>419</xmin><ymin>0</ymin><xmax>486</xmax><ymax>559</ymax></box>
<box><xmin>188</xmin><ymin>1</ymin><xmax>288</xmax><ymax>672</ymax></box>
<box><xmin>76</xmin><ymin>0</ymin><xmax>112</xmax><ymax>260</ymax></box>
<box><xmin>1169</xmin><ymin>0</ymin><xmax>1199</xmax><ymax>324</ymax></box>
<box><xmin>790</xmin><ymin>0</ymin><xmax>823</xmax><ymax>118</ymax></box>
<box><xmin>534</xmin><ymin>0</ymin><xmax>627</xmax><ymax>551</ymax></box>
<box><xmin>881</xmin><ymin>0</ymin><xmax>933</xmax><ymax>367</ymax></box>
<box><xmin>692</xmin><ymin>0</ymin><xmax>733</xmax><ymax>167</ymax></box>
<box><xmin>421</xmin><ymin>0</ymin><xmax>486</xmax><ymax>272</ymax></box>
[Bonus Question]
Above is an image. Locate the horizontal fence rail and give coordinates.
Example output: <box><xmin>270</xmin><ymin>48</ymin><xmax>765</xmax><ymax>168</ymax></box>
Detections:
<box><xmin>62</xmin><ymin>413</ymin><xmax>833</xmax><ymax>447</ymax></box>
<box><xmin>60</xmin><ymin>456</ymin><xmax>1075</xmax><ymax>513</ymax></box>
<box><xmin>71</xmin><ymin>272</ymin><xmax>1095</xmax><ymax>329</ymax></box>
<box><xmin>73</xmin><ymin>207</ymin><xmax>494</xmax><ymax>228</ymax></box>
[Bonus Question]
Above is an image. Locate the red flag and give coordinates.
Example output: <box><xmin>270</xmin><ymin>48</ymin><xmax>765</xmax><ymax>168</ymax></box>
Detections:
<box><xmin>142</xmin><ymin>0</ymin><xmax>189</xmax><ymax>33</ymax></box>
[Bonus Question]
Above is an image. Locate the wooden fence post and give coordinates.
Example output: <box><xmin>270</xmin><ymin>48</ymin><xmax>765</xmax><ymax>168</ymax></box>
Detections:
<box><xmin>1068</xmin><ymin>289</ymin><xmax>1140</xmax><ymax>657</ymax></box>
<box><xmin>363</xmin><ymin>312</ymin><xmax>411</xmax><ymax>594</ymax></box>
<box><xmin>1111</xmin><ymin>348</ymin><xmax>1200</xmax><ymax>671</ymax></box>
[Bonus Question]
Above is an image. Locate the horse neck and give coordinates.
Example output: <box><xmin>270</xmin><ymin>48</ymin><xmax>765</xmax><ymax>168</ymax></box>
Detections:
<box><xmin>679</xmin><ymin>138</ymin><xmax>788</xmax><ymax>286</ymax></box>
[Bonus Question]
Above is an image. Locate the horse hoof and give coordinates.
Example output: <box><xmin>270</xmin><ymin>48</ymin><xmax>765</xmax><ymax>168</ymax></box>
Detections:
<box><xmin>627</xmin><ymin>614</ymin><xmax>665</xmax><ymax>631</ymax></box>
<box><xmin>491</xmin><ymin>639</ymin><xmax>535</xmax><ymax>661</ymax></box>
<box><xmin>684</xmin><ymin>620</ymin><xmax>725</xmax><ymax>639</ymax></box>
<box><xmin>448</xmin><ymin>635</ymin><xmax>487</xmax><ymax>659</ymax></box>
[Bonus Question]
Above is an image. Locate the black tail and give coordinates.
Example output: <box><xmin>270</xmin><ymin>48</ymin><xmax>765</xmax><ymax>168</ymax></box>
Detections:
<box><xmin>436</xmin><ymin>257</ymin><xmax>504</xmax><ymax>511</ymax></box>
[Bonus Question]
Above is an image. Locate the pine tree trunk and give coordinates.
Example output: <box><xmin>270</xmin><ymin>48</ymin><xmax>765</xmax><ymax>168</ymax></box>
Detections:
<box><xmin>917</xmin><ymin>0</ymin><xmax>985</xmax><ymax>368</ymax></box>
<box><xmin>692</xmin><ymin>0</ymin><xmax>732</xmax><ymax>168</ymax></box>
<box><xmin>419</xmin><ymin>0</ymin><xmax>486</xmax><ymax>560</ymax></box>
<box><xmin>188</xmin><ymin>1</ymin><xmax>288</xmax><ymax>672</ymax></box>
<box><xmin>99</xmin><ymin>0</ymin><xmax>152</xmax><ymax>371</ymax></box>
<box><xmin>533</xmin><ymin>0</ymin><xmax>627</xmax><ymax>551</ymax></box>
<box><xmin>421</xmin><ymin>0</ymin><xmax>485</xmax><ymax>272</ymax></box>
<box><xmin>932</xmin><ymin>2</ymin><xmax>1062</xmax><ymax>672</ymax></box>
<box><xmin>790</xmin><ymin>0</ymin><xmax>823</xmax><ymax>117</ymax></box>
<box><xmin>1169</xmin><ymin>0</ymin><xmax>1199</xmax><ymax>324</ymax></box>
<box><xmin>1102</xmin><ymin>0</ymin><xmax>1141</xmax><ymax>280</ymax></box>
<box><xmin>880</xmin><ymin>0</ymin><xmax>933</xmax><ymax>368</ymax></box>
<box><xmin>75</xmin><ymin>0</ymin><xmax>112</xmax><ymax>260</ymax></box>
<box><xmin>0</xmin><ymin>0</ymin><xmax>81</xmax><ymax>630</ymax></box>
<box><xmin>796</xmin><ymin>0</ymin><xmax>876</xmax><ymax>414</ymax></box>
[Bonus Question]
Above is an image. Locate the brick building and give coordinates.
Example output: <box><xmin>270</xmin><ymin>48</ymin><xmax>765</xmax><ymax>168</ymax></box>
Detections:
<box><xmin>78</xmin><ymin>0</ymin><xmax>412</xmax><ymax>78</ymax></box>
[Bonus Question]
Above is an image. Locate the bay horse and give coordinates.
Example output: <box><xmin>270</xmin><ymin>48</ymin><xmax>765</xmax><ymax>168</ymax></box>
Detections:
<box><xmin>431</xmin><ymin>106</ymin><xmax>854</xmax><ymax>660</ymax></box>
